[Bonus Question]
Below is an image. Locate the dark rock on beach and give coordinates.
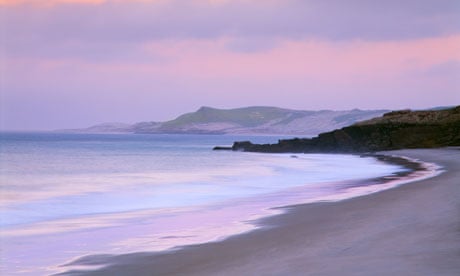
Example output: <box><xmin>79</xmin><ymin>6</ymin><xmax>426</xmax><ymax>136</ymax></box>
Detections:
<box><xmin>213</xmin><ymin>146</ymin><xmax>233</xmax><ymax>150</ymax></box>
<box><xmin>224</xmin><ymin>106</ymin><xmax>460</xmax><ymax>153</ymax></box>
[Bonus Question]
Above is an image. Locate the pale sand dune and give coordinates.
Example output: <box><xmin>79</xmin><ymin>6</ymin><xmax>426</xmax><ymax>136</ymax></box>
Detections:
<box><xmin>62</xmin><ymin>148</ymin><xmax>460</xmax><ymax>276</ymax></box>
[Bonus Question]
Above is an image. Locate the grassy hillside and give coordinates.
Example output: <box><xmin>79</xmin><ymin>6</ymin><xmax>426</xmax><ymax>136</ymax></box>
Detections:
<box><xmin>159</xmin><ymin>106</ymin><xmax>308</xmax><ymax>129</ymax></box>
<box><xmin>155</xmin><ymin>106</ymin><xmax>388</xmax><ymax>134</ymax></box>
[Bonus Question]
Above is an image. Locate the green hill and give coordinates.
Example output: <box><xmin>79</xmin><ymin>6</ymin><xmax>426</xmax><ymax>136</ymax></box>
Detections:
<box><xmin>138</xmin><ymin>106</ymin><xmax>388</xmax><ymax>135</ymax></box>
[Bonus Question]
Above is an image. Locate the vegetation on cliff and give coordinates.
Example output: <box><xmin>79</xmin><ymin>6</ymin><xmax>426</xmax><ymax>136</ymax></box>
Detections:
<box><xmin>227</xmin><ymin>106</ymin><xmax>460</xmax><ymax>153</ymax></box>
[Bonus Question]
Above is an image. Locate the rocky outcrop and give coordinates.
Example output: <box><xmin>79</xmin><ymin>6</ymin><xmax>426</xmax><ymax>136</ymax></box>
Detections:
<box><xmin>225</xmin><ymin>106</ymin><xmax>460</xmax><ymax>153</ymax></box>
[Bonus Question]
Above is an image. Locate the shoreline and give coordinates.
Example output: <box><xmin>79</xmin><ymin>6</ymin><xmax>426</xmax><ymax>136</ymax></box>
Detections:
<box><xmin>59</xmin><ymin>148</ymin><xmax>460</xmax><ymax>276</ymax></box>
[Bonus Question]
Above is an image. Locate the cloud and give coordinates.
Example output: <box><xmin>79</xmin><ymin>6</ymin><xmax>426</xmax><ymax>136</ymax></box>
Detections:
<box><xmin>127</xmin><ymin>35</ymin><xmax>460</xmax><ymax>80</ymax></box>
<box><xmin>5</xmin><ymin>35</ymin><xmax>459</xmax><ymax>105</ymax></box>
<box><xmin>2</xmin><ymin>0</ymin><xmax>459</xmax><ymax>61</ymax></box>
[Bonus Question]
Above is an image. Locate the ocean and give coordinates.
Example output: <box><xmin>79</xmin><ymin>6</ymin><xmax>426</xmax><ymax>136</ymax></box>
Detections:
<box><xmin>0</xmin><ymin>132</ymin><xmax>436</xmax><ymax>275</ymax></box>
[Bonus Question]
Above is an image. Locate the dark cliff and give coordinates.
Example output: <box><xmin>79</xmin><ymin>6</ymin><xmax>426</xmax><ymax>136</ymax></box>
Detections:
<box><xmin>226</xmin><ymin>106</ymin><xmax>460</xmax><ymax>153</ymax></box>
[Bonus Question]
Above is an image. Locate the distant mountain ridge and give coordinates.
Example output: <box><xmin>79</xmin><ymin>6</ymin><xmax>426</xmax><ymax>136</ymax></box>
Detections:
<box><xmin>65</xmin><ymin>106</ymin><xmax>390</xmax><ymax>135</ymax></box>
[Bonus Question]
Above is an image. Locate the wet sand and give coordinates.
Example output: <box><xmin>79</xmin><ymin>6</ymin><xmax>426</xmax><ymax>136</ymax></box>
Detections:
<box><xmin>61</xmin><ymin>148</ymin><xmax>460</xmax><ymax>276</ymax></box>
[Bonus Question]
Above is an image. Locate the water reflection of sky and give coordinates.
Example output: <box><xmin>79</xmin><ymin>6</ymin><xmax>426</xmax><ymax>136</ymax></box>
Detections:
<box><xmin>0</xmin><ymin>133</ymin><xmax>417</xmax><ymax>275</ymax></box>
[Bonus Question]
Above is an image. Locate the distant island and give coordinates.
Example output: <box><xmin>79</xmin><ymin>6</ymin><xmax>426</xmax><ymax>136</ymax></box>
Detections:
<box><xmin>217</xmin><ymin>106</ymin><xmax>460</xmax><ymax>153</ymax></box>
<box><xmin>64</xmin><ymin>106</ymin><xmax>389</xmax><ymax>135</ymax></box>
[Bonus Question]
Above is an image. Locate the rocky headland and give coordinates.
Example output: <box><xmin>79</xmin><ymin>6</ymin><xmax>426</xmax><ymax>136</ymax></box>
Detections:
<box><xmin>219</xmin><ymin>106</ymin><xmax>460</xmax><ymax>153</ymax></box>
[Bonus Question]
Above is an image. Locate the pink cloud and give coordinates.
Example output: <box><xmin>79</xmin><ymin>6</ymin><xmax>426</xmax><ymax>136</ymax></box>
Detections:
<box><xmin>138</xmin><ymin>35</ymin><xmax>460</xmax><ymax>81</ymax></box>
<box><xmin>7</xmin><ymin>35</ymin><xmax>458</xmax><ymax>97</ymax></box>
<box><xmin>7</xmin><ymin>35</ymin><xmax>459</xmax><ymax>90</ymax></box>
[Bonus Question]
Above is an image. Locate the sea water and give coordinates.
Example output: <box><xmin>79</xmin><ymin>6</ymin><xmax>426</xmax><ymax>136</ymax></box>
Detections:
<box><xmin>0</xmin><ymin>132</ymin><xmax>433</xmax><ymax>275</ymax></box>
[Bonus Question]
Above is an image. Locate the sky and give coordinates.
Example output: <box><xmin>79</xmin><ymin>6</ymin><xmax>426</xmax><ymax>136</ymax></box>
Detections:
<box><xmin>1</xmin><ymin>0</ymin><xmax>459</xmax><ymax>130</ymax></box>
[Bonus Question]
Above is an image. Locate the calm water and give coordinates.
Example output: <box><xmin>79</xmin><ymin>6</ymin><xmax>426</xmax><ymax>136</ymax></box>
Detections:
<box><xmin>0</xmin><ymin>132</ymin><xmax>414</xmax><ymax>275</ymax></box>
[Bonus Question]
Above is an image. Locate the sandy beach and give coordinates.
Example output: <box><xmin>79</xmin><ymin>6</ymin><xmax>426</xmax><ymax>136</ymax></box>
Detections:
<box><xmin>62</xmin><ymin>148</ymin><xmax>460</xmax><ymax>276</ymax></box>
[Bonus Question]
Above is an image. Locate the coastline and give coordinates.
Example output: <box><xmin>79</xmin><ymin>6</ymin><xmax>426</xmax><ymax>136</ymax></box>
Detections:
<box><xmin>59</xmin><ymin>148</ymin><xmax>460</xmax><ymax>276</ymax></box>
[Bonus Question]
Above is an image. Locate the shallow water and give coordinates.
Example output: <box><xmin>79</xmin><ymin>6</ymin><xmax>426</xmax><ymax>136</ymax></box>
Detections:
<box><xmin>0</xmin><ymin>132</ymin><xmax>429</xmax><ymax>275</ymax></box>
